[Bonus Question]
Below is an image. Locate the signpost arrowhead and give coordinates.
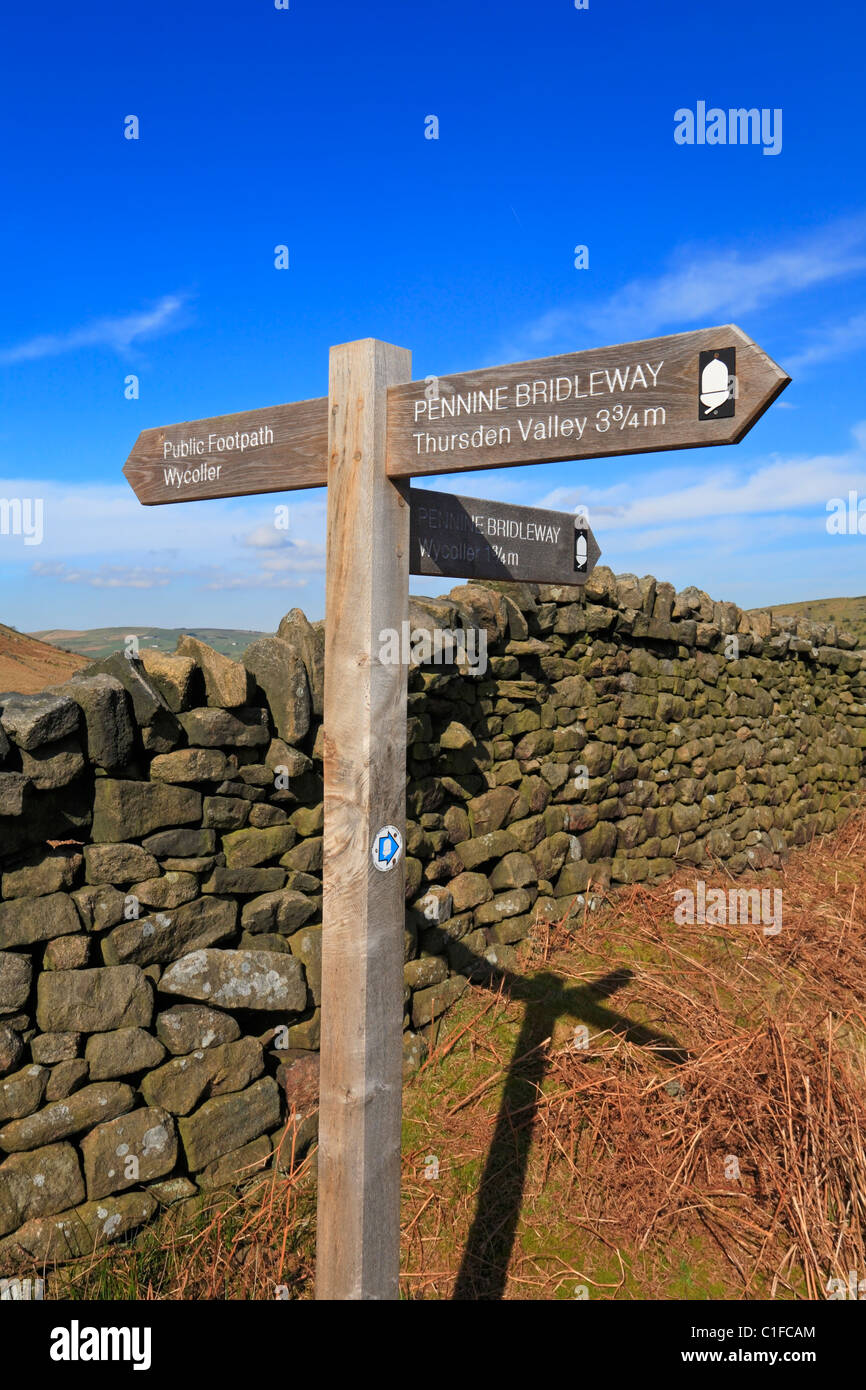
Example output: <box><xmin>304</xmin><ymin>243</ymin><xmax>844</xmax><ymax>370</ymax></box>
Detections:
<box><xmin>387</xmin><ymin>324</ymin><xmax>789</xmax><ymax>479</ymax></box>
<box><xmin>409</xmin><ymin>488</ymin><xmax>601</xmax><ymax>585</ymax></box>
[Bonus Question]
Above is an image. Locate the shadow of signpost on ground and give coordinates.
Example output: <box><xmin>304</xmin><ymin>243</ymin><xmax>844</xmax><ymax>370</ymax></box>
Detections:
<box><xmin>441</xmin><ymin>949</ymin><xmax>689</xmax><ymax>1301</ymax></box>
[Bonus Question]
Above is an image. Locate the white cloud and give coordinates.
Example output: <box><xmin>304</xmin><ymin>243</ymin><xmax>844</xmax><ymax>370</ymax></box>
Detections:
<box><xmin>258</xmin><ymin>543</ymin><xmax>326</xmax><ymax>574</ymax></box>
<box><xmin>0</xmin><ymin>480</ymin><xmax>327</xmax><ymax>562</ymax></box>
<box><xmin>538</xmin><ymin>423</ymin><xmax>866</xmax><ymax>539</ymax></box>
<box><xmin>497</xmin><ymin>216</ymin><xmax>866</xmax><ymax>360</ymax></box>
<box><xmin>28</xmin><ymin>548</ymin><xmax>327</xmax><ymax>592</ymax></box>
<box><xmin>0</xmin><ymin>294</ymin><xmax>189</xmax><ymax>364</ymax></box>
<box><xmin>0</xmin><ymin>478</ymin><xmax>329</xmax><ymax>596</ymax></box>
<box><xmin>241</xmin><ymin>524</ymin><xmax>294</xmax><ymax>550</ymax></box>
<box><xmin>786</xmin><ymin>310</ymin><xmax>866</xmax><ymax>372</ymax></box>
<box><xmin>199</xmin><ymin>540</ymin><xmax>327</xmax><ymax>588</ymax></box>
<box><xmin>31</xmin><ymin>562</ymin><xmax>174</xmax><ymax>589</ymax></box>
<box><xmin>201</xmin><ymin>571</ymin><xmax>313</xmax><ymax>591</ymax></box>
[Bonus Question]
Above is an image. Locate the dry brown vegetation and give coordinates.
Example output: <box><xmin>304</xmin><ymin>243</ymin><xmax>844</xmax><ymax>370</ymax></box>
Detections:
<box><xmin>48</xmin><ymin>801</ymin><xmax>866</xmax><ymax>1301</ymax></box>
<box><xmin>401</xmin><ymin>803</ymin><xmax>866</xmax><ymax>1300</ymax></box>
<box><xmin>0</xmin><ymin>622</ymin><xmax>87</xmax><ymax>694</ymax></box>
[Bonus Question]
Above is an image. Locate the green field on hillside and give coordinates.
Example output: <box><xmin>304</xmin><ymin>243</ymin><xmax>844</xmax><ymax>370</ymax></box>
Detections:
<box><xmin>31</xmin><ymin>595</ymin><xmax>866</xmax><ymax>663</ymax></box>
<box><xmin>749</xmin><ymin>595</ymin><xmax>866</xmax><ymax>648</ymax></box>
<box><xmin>31</xmin><ymin>627</ymin><xmax>270</xmax><ymax>660</ymax></box>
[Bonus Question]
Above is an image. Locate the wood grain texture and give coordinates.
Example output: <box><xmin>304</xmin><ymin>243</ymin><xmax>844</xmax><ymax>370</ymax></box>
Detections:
<box><xmin>316</xmin><ymin>339</ymin><xmax>413</xmax><ymax>1301</ymax></box>
<box><xmin>386</xmin><ymin>324</ymin><xmax>789</xmax><ymax>479</ymax></box>
<box><xmin>123</xmin><ymin>397</ymin><xmax>328</xmax><ymax>504</ymax></box>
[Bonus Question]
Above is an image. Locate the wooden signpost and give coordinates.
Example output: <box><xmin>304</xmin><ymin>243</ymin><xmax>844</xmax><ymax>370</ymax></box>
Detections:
<box><xmin>122</xmin><ymin>324</ymin><xmax>789</xmax><ymax>1300</ymax></box>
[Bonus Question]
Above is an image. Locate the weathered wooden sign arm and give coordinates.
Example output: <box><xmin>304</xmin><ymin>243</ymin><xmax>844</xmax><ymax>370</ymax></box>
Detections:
<box><xmin>409</xmin><ymin>488</ymin><xmax>601</xmax><ymax>585</ymax></box>
<box><xmin>386</xmin><ymin>323</ymin><xmax>789</xmax><ymax>478</ymax></box>
<box><xmin>122</xmin><ymin>398</ymin><xmax>329</xmax><ymax>504</ymax></box>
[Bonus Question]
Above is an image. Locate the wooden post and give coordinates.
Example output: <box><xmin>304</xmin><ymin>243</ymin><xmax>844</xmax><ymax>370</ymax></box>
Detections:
<box><xmin>316</xmin><ymin>339</ymin><xmax>413</xmax><ymax>1300</ymax></box>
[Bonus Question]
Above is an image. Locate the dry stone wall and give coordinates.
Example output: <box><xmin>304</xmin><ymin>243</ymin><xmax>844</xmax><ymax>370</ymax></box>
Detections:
<box><xmin>0</xmin><ymin>571</ymin><xmax>864</xmax><ymax>1267</ymax></box>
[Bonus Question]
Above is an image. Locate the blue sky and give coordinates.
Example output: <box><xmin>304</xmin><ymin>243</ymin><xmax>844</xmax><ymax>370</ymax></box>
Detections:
<box><xmin>0</xmin><ymin>0</ymin><xmax>864</xmax><ymax>633</ymax></box>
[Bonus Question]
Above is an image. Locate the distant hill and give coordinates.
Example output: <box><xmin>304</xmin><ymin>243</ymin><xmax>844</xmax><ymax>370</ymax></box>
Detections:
<box><xmin>748</xmin><ymin>596</ymin><xmax>866</xmax><ymax>649</ymax></box>
<box><xmin>32</xmin><ymin>627</ymin><xmax>270</xmax><ymax>661</ymax></box>
<box><xmin>0</xmin><ymin>623</ymin><xmax>89</xmax><ymax>694</ymax></box>
<box><xmin>28</xmin><ymin>599</ymin><xmax>866</xmax><ymax>676</ymax></box>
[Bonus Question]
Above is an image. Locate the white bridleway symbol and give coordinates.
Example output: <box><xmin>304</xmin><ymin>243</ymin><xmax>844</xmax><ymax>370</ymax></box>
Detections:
<box><xmin>372</xmin><ymin>825</ymin><xmax>403</xmax><ymax>872</ymax></box>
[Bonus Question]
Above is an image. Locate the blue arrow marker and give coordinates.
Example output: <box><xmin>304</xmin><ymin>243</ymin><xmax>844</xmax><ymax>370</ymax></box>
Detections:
<box><xmin>378</xmin><ymin>834</ymin><xmax>398</xmax><ymax>865</ymax></box>
<box><xmin>372</xmin><ymin>825</ymin><xmax>403</xmax><ymax>871</ymax></box>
